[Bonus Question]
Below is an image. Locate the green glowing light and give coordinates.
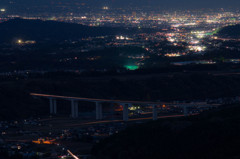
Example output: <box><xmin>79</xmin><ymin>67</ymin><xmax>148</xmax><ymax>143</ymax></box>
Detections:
<box><xmin>211</xmin><ymin>28</ymin><xmax>221</xmax><ymax>35</ymax></box>
<box><xmin>124</xmin><ymin>65</ymin><xmax>139</xmax><ymax>70</ymax></box>
<box><xmin>206</xmin><ymin>32</ymin><xmax>212</xmax><ymax>36</ymax></box>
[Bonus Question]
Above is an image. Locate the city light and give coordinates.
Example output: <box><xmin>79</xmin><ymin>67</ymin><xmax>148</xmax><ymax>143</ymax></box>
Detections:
<box><xmin>116</xmin><ymin>36</ymin><xmax>129</xmax><ymax>40</ymax></box>
<box><xmin>17</xmin><ymin>39</ymin><xmax>23</xmax><ymax>44</ymax></box>
<box><xmin>124</xmin><ymin>65</ymin><xmax>139</xmax><ymax>70</ymax></box>
<box><xmin>189</xmin><ymin>45</ymin><xmax>206</xmax><ymax>52</ymax></box>
<box><xmin>103</xmin><ymin>6</ymin><xmax>109</xmax><ymax>10</ymax></box>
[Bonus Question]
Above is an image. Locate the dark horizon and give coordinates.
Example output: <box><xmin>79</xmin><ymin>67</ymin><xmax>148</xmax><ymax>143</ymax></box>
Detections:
<box><xmin>1</xmin><ymin>0</ymin><xmax>240</xmax><ymax>10</ymax></box>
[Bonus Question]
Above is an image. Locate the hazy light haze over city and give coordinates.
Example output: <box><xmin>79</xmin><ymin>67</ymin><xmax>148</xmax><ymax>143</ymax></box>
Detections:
<box><xmin>1</xmin><ymin>0</ymin><xmax>240</xmax><ymax>9</ymax></box>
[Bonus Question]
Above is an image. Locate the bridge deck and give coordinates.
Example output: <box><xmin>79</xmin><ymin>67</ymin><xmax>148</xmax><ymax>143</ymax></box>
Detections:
<box><xmin>30</xmin><ymin>93</ymin><xmax>166</xmax><ymax>105</ymax></box>
<box><xmin>30</xmin><ymin>93</ymin><xmax>218</xmax><ymax>107</ymax></box>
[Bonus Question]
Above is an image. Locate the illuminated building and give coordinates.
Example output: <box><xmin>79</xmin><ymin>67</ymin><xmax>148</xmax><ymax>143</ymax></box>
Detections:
<box><xmin>32</xmin><ymin>138</ymin><xmax>56</xmax><ymax>144</ymax></box>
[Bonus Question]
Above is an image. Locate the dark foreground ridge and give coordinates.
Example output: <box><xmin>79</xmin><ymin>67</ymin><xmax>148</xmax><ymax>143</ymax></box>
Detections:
<box><xmin>92</xmin><ymin>104</ymin><xmax>240</xmax><ymax>159</ymax></box>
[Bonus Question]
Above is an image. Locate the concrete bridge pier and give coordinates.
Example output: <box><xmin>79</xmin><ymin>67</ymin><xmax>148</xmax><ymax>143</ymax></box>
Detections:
<box><xmin>53</xmin><ymin>99</ymin><xmax>57</xmax><ymax>114</ymax></box>
<box><xmin>96</xmin><ymin>102</ymin><xmax>103</xmax><ymax>120</ymax></box>
<box><xmin>153</xmin><ymin>105</ymin><xmax>158</xmax><ymax>120</ymax></box>
<box><xmin>183</xmin><ymin>106</ymin><xmax>188</xmax><ymax>116</ymax></box>
<box><xmin>71</xmin><ymin>100</ymin><xmax>79</xmax><ymax>118</ymax></box>
<box><xmin>49</xmin><ymin>98</ymin><xmax>57</xmax><ymax>114</ymax></box>
<box><xmin>50</xmin><ymin>98</ymin><xmax>53</xmax><ymax>114</ymax></box>
<box><xmin>123</xmin><ymin>103</ymin><xmax>129</xmax><ymax>121</ymax></box>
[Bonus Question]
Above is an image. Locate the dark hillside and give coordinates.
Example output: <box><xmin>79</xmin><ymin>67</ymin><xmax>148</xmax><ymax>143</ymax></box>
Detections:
<box><xmin>0</xmin><ymin>18</ymin><xmax>155</xmax><ymax>44</ymax></box>
<box><xmin>92</xmin><ymin>105</ymin><xmax>240</xmax><ymax>159</ymax></box>
<box><xmin>217</xmin><ymin>24</ymin><xmax>240</xmax><ymax>38</ymax></box>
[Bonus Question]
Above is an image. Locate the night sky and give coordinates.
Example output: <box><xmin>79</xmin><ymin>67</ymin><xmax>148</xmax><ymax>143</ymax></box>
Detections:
<box><xmin>0</xmin><ymin>0</ymin><xmax>240</xmax><ymax>9</ymax></box>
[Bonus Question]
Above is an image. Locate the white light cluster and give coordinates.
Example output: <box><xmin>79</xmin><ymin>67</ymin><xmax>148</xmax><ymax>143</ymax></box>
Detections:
<box><xmin>116</xmin><ymin>36</ymin><xmax>129</xmax><ymax>40</ymax></box>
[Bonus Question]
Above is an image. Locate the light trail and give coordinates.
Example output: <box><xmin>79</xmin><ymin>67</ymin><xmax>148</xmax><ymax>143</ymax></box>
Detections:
<box><xmin>65</xmin><ymin>114</ymin><xmax>199</xmax><ymax>127</ymax></box>
<box><xmin>67</xmin><ymin>150</ymin><xmax>79</xmax><ymax>159</ymax></box>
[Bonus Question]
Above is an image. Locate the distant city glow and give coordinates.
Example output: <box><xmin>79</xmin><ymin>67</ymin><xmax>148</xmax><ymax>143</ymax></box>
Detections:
<box><xmin>116</xmin><ymin>36</ymin><xmax>129</xmax><ymax>40</ymax></box>
<box><xmin>165</xmin><ymin>53</ymin><xmax>181</xmax><ymax>57</ymax></box>
<box><xmin>16</xmin><ymin>39</ymin><xmax>36</xmax><ymax>45</ymax></box>
<box><xmin>189</xmin><ymin>45</ymin><xmax>206</xmax><ymax>52</ymax></box>
<box><xmin>103</xmin><ymin>6</ymin><xmax>109</xmax><ymax>10</ymax></box>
